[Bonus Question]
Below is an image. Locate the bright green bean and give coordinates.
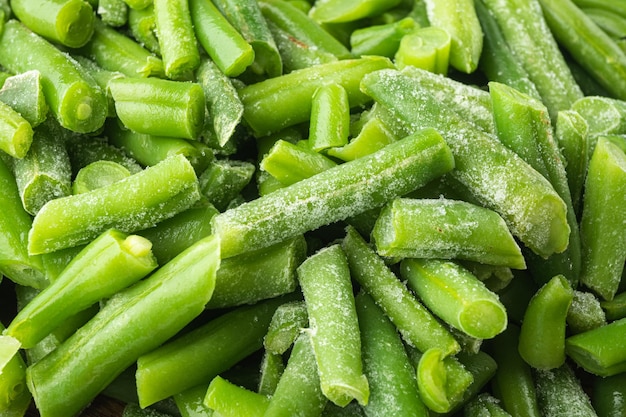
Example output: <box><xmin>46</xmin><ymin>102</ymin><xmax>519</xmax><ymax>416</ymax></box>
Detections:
<box><xmin>26</xmin><ymin>234</ymin><xmax>219</xmax><ymax>417</ymax></box>
<box><xmin>565</xmin><ymin>317</ymin><xmax>626</xmax><ymax>376</ymax></box>
<box><xmin>260</xmin><ymin>139</ymin><xmax>337</xmax><ymax>185</ymax></box>
<box><xmin>533</xmin><ymin>364</ymin><xmax>597</xmax><ymax>417</ymax></box>
<box><xmin>213</xmin><ymin>128</ymin><xmax>453</xmax><ymax>258</ymax></box>
<box><xmin>0</xmin><ymin>98</ymin><xmax>33</xmax><ymax>160</ymax></box>
<box><xmin>350</xmin><ymin>17</ymin><xmax>418</xmax><ymax>58</ymax></box>
<box><xmin>153</xmin><ymin>0</ymin><xmax>199</xmax><ymax>79</ymax></box>
<box><xmin>518</xmin><ymin>275</ymin><xmax>573</xmax><ymax>370</ymax></box>
<box><xmin>342</xmin><ymin>225</ymin><xmax>460</xmax><ymax>356</ymax></box>
<box><xmin>0</xmin><ymin>70</ymin><xmax>48</xmax><ymax>128</ymax></box>
<box><xmin>591</xmin><ymin>372</ymin><xmax>626</xmax><ymax>417</ymax></box>
<box><xmin>28</xmin><ymin>154</ymin><xmax>201</xmax><ymax>255</ymax></box>
<box><xmin>72</xmin><ymin>160</ymin><xmax>132</xmax><ymax>194</ymax></box>
<box><xmin>109</xmin><ymin>77</ymin><xmax>205</xmax><ymax>140</ymax></box>
<box><xmin>309</xmin><ymin>83</ymin><xmax>350</xmax><ymax>152</ymax></box>
<box><xmin>600</xmin><ymin>291</ymin><xmax>626</xmax><ymax>321</ymax></box>
<box><xmin>394</xmin><ymin>26</ymin><xmax>451</xmax><ymax>74</ymax></box>
<box><xmin>258</xmin><ymin>352</ymin><xmax>285</xmax><ymax>396</ymax></box>
<box><xmin>356</xmin><ymin>292</ymin><xmax>428</xmax><ymax>417</ymax></box>
<box><xmin>65</xmin><ymin>135</ymin><xmax>143</xmax><ymax>176</ymax></box>
<box><xmin>566</xmin><ymin>290</ymin><xmax>606</xmax><ymax>334</ymax></box>
<box><xmin>373</xmin><ymin>198</ymin><xmax>525</xmax><ymax>269</ymax></box>
<box><xmin>127</xmin><ymin>5</ymin><xmax>160</xmax><ymax>55</ymax></box>
<box><xmin>204</xmin><ymin>375</ymin><xmax>270</xmax><ymax>416</ymax></box>
<box><xmin>6</xmin><ymin>229</ymin><xmax>157</xmax><ymax>348</ymax></box>
<box><xmin>0</xmin><ymin>20</ymin><xmax>107</xmax><ymax>133</ymax></box>
<box><xmin>326</xmin><ymin>116</ymin><xmax>397</xmax><ymax>162</ymax></box>
<box><xmin>10</xmin><ymin>0</ymin><xmax>95</xmax><ymax>47</ymax></box>
<box><xmin>264</xmin><ymin>300</ymin><xmax>308</xmax><ymax>355</ymax></box>
<box><xmin>98</xmin><ymin>0</ymin><xmax>128</xmax><ymax>27</ymax></box>
<box><xmin>309</xmin><ymin>0</ymin><xmax>402</xmax><ymax>23</ymax></box>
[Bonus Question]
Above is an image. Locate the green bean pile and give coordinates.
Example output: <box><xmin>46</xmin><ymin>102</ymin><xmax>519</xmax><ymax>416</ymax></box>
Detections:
<box><xmin>0</xmin><ymin>0</ymin><xmax>626</xmax><ymax>416</ymax></box>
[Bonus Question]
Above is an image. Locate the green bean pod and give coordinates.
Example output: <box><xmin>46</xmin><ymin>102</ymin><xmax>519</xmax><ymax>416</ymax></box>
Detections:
<box><xmin>127</xmin><ymin>5</ymin><xmax>160</xmax><ymax>55</ymax></box>
<box><xmin>109</xmin><ymin>77</ymin><xmax>205</xmax><ymax>140</ymax></box>
<box><xmin>394</xmin><ymin>27</ymin><xmax>451</xmax><ymax>74</ymax></box>
<box><xmin>10</xmin><ymin>0</ymin><xmax>95</xmax><ymax>47</ymax></box>
<box><xmin>0</xmin><ymin>325</ymin><xmax>30</xmax><ymax>415</ymax></box>
<box><xmin>78</xmin><ymin>19</ymin><xmax>164</xmax><ymax>78</ymax></box>
<box><xmin>591</xmin><ymin>372</ymin><xmax>626</xmax><ymax>417</ymax></box>
<box><xmin>239</xmin><ymin>56</ymin><xmax>393</xmax><ymax>137</ymax></box>
<box><xmin>72</xmin><ymin>160</ymin><xmax>132</xmax><ymax>194</ymax></box>
<box><xmin>566</xmin><ymin>290</ymin><xmax>606</xmax><ymax>334</ymax></box>
<box><xmin>361</xmin><ymin>67</ymin><xmax>570</xmax><ymax>259</ymax></box>
<box><xmin>153</xmin><ymin>0</ymin><xmax>199</xmax><ymax>79</ymax></box>
<box><xmin>342</xmin><ymin>226</ymin><xmax>460</xmax><ymax>356</ymax></box>
<box><xmin>65</xmin><ymin>135</ymin><xmax>143</xmax><ymax>176</ymax></box>
<box><xmin>264</xmin><ymin>300</ymin><xmax>308</xmax><ymax>355</ymax></box>
<box><xmin>28</xmin><ymin>154</ymin><xmax>200</xmax><ymax>255</ymax></box>
<box><xmin>298</xmin><ymin>245</ymin><xmax>369</xmax><ymax>407</ymax></box>
<box><xmin>356</xmin><ymin>292</ymin><xmax>428</xmax><ymax>417</ymax></box>
<box><xmin>264</xmin><ymin>333</ymin><xmax>328</xmax><ymax>417</ymax></box>
<box><xmin>538</xmin><ymin>0</ymin><xmax>626</xmax><ymax>101</ymax></box>
<box><xmin>309</xmin><ymin>83</ymin><xmax>351</xmax><ymax>152</ymax></box>
<box><xmin>204</xmin><ymin>376</ymin><xmax>270</xmax><ymax>416</ymax></box>
<box><xmin>12</xmin><ymin>121</ymin><xmax>72</xmax><ymax>216</ymax></box>
<box><xmin>464</xmin><ymin>393</ymin><xmax>512</xmax><ymax>417</ymax></box>
<box><xmin>260</xmin><ymin>140</ymin><xmax>337</xmax><ymax>186</ymax></box>
<box><xmin>258</xmin><ymin>351</ymin><xmax>285</xmax><ymax>396</ymax></box>
<box><xmin>136</xmin><ymin>295</ymin><xmax>290</xmax><ymax>407</ymax></box>
<box><xmin>565</xmin><ymin>317</ymin><xmax>626</xmax><ymax>376</ymax></box>
<box><xmin>533</xmin><ymin>364</ymin><xmax>597</xmax><ymax>417</ymax></box>
<box><xmin>0</xmin><ymin>157</ymin><xmax>46</xmax><ymax>289</ymax></box>
<box><xmin>97</xmin><ymin>0</ymin><xmax>127</xmax><ymax>27</ymax></box>
<box><xmin>26</xmin><ymin>234</ymin><xmax>220</xmax><ymax>417</ymax></box>
<box><xmin>212</xmin><ymin>128</ymin><xmax>454</xmax><ymax>258</ymax></box>
<box><xmin>174</xmin><ymin>385</ymin><xmax>213</xmax><ymax>417</ymax></box>
<box><xmin>0</xmin><ymin>20</ymin><xmax>107</xmax><ymax>133</ymax></box>
<box><xmin>6</xmin><ymin>229</ymin><xmax>157</xmax><ymax>348</ymax></box>
<box><xmin>350</xmin><ymin>17</ymin><xmax>418</xmax><ymax>58</ymax></box>
<box><xmin>373</xmin><ymin>198</ymin><xmax>525</xmax><ymax>269</ymax></box>
<box><xmin>309</xmin><ymin>0</ymin><xmax>402</xmax><ymax>23</ymax></box>
<box><xmin>0</xmin><ymin>100</ymin><xmax>34</xmax><ymax>160</ymax></box>
<box><xmin>327</xmin><ymin>116</ymin><xmax>397</xmax><ymax>162</ymax></box>
<box><xmin>601</xmin><ymin>291</ymin><xmax>626</xmax><ymax>321</ymax></box>
<box><xmin>579</xmin><ymin>137</ymin><xmax>626</xmax><ymax>300</ymax></box>
<box><xmin>518</xmin><ymin>275</ymin><xmax>574</xmax><ymax>370</ymax></box>
<box><xmin>423</xmin><ymin>0</ymin><xmax>483</xmax><ymax>73</ymax></box>
<box><xmin>402</xmin><ymin>258</ymin><xmax>508</xmax><ymax>339</ymax></box>
<box><xmin>0</xmin><ymin>70</ymin><xmax>48</xmax><ymax>128</ymax></box>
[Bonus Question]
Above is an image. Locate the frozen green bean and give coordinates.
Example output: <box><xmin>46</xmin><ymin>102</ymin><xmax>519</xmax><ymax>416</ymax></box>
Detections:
<box><xmin>260</xmin><ymin>139</ymin><xmax>337</xmax><ymax>185</ymax></box>
<box><xmin>199</xmin><ymin>159</ymin><xmax>255</xmax><ymax>211</ymax></box>
<box><xmin>309</xmin><ymin>83</ymin><xmax>350</xmax><ymax>151</ymax></box>
<box><xmin>72</xmin><ymin>160</ymin><xmax>132</xmax><ymax>194</ymax></box>
<box><xmin>534</xmin><ymin>364</ymin><xmax>597</xmax><ymax>417</ymax></box>
<box><xmin>350</xmin><ymin>17</ymin><xmax>418</xmax><ymax>58</ymax></box>
<box><xmin>0</xmin><ymin>98</ymin><xmax>34</xmax><ymax>160</ymax></box>
<box><xmin>28</xmin><ymin>154</ymin><xmax>201</xmax><ymax>254</ymax></box>
<box><xmin>566</xmin><ymin>290</ymin><xmax>606</xmax><ymax>334</ymax></box>
<box><xmin>565</xmin><ymin>317</ymin><xmax>626</xmax><ymax>376</ymax></box>
<box><xmin>309</xmin><ymin>0</ymin><xmax>402</xmax><ymax>23</ymax></box>
<box><xmin>0</xmin><ymin>70</ymin><xmax>48</xmax><ymax>128</ymax></box>
<box><xmin>127</xmin><ymin>5</ymin><xmax>160</xmax><ymax>55</ymax></box>
<box><xmin>204</xmin><ymin>375</ymin><xmax>270</xmax><ymax>416</ymax></box>
<box><xmin>212</xmin><ymin>128</ymin><xmax>454</xmax><ymax>258</ymax></box>
<box><xmin>394</xmin><ymin>26</ymin><xmax>451</xmax><ymax>74</ymax></box>
<box><xmin>264</xmin><ymin>300</ymin><xmax>308</xmax><ymax>355</ymax></box>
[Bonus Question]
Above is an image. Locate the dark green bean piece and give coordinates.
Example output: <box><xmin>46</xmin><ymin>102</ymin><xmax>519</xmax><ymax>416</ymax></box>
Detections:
<box><xmin>0</xmin><ymin>20</ymin><xmax>107</xmax><ymax>134</ymax></box>
<box><xmin>600</xmin><ymin>291</ymin><xmax>626</xmax><ymax>321</ymax></box>
<box><xmin>0</xmin><ymin>70</ymin><xmax>48</xmax><ymax>128</ymax></box>
<box><xmin>135</xmin><ymin>295</ymin><xmax>292</xmax><ymax>407</ymax></box>
<box><xmin>199</xmin><ymin>159</ymin><xmax>255</xmax><ymax>211</ymax></box>
<box><xmin>26</xmin><ymin>234</ymin><xmax>220</xmax><ymax>417</ymax></box>
<box><xmin>65</xmin><ymin>135</ymin><xmax>143</xmax><ymax>176</ymax></box>
<box><xmin>10</xmin><ymin>0</ymin><xmax>95</xmax><ymax>47</ymax></box>
<box><xmin>518</xmin><ymin>275</ymin><xmax>573</xmax><ymax>370</ymax></box>
<box><xmin>566</xmin><ymin>290</ymin><xmax>606</xmax><ymax>334</ymax></box>
<box><xmin>212</xmin><ymin>128</ymin><xmax>454</xmax><ymax>258</ymax></box>
<box><xmin>591</xmin><ymin>372</ymin><xmax>626</xmax><ymax>417</ymax></box>
<box><xmin>565</xmin><ymin>317</ymin><xmax>626</xmax><ymax>376</ymax></box>
<box><xmin>464</xmin><ymin>393</ymin><xmax>512</xmax><ymax>417</ymax></box>
<box><xmin>28</xmin><ymin>154</ymin><xmax>200</xmax><ymax>254</ymax></box>
<box><xmin>533</xmin><ymin>364</ymin><xmax>597</xmax><ymax>417</ymax></box>
<box><xmin>12</xmin><ymin>120</ymin><xmax>72</xmax><ymax>216</ymax></box>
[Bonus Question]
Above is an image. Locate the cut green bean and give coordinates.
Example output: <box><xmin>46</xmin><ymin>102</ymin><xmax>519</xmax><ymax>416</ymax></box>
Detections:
<box><xmin>0</xmin><ymin>20</ymin><xmax>107</xmax><ymax>133</ymax></box>
<box><xmin>207</xmin><ymin>235</ymin><xmax>306</xmax><ymax>309</ymax></box>
<box><xmin>579</xmin><ymin>137</ymin><xmax>626</xmax><ymax>300</ymax></box>
<box><xmin>534</xmin><ymin>364</ymin><xmax>597</xmax><ymax>417</ymax></box>
<box><xmin>342</xmin><ymin>226</ymin><xmax>460</xmax><ymax>356</ymax></box>
<box><xmin>204</xmin><ymin>375</ymin><xmax>270</xmax><ymax>416</ymax></box>
<box><xmin>497</xmin><ymin>271</ymin><xmax>539</xmax><ymax>325</ymax></box>
<box><xmin>309</xmin><ymin>84</ymin><xmax>350</xmax><ymax>152</ymax></box>
<box><xmin>239</xmin><ymin>56</ymin><xmax>393</xmax><ymax>137</ymax></box>
<box><xmin>565</xmin><ymin>317</ymin><xmax>626</xmax><ymax>376</ymax></box>
<box><xmin>327</xmin><ymin>116</ymin><xmax>397</xmax><ymax>162</ymax></box>
<box><xmin>518</xmin><ymin>275</ymin><xmax>573</xmax><ymax>370</ymax></box>
<box><xmin>78</xmin><ymin>18</ymin><xmax>164</xmax><ymax>78</ymax></box>
<box><xmin>309</xmin><ymin>0</ymin><xmax>402</xmax><ymax>23</ymax></box>
<box><xmin>12</xmin><ymin>121</ymin><xmax>72</xmax><ymax>215</ymax></box>
<box><xmin>356</xmin><ymin>292</ymin><xmax>428</xmax><ymax>417</ymax></box>
<box><xmin>297</xmin><ymin>244</ymin><xmax>369</xmax><ymax>407</ymax></box>
<box><xmin>350</xmin><ymin>17</ymin><xmax>418</xmax><ymax>58</ymax></box>
<box><xmin>554</xmin><ymin>109</ymin><xmax>589</xmax><ymax>217</ymax></box>
<box><xmin>402</xmin><ymin>258</ymin><xmax>508</xmax><ymax>340</ymax></box>
<box><xmin>212</xmin><ymin>128</ymin><xmax>453</xmax><ymax>258</ymax></box>
<box><xmin>362</xmin><ymin>67</ymin><xmax>570</xmax><ymax>259</ymax></box>
<box><xmin>199</xmin><ymin>159</ymin><xmax>255</xmax><ymax>211</ymax></box>
<box><xmin>121</xmin><ymin>0</ymin><xmax>151</xmax><ymax>10</ymax></box>
<box><xmin>195</xmin><ymin>58</ymin><xmax>244</xmax><ymax>148</ymax></box>
<box><xmin>26</xmin><ymin>234</ymin><xmax>219</xmax><ymax>417</ymax></box>
<box><xmin>566</xmin><ymin>290</ymin><xmax>606</xmax><ymax>334</ymax></box>
<box><xmin>480</xmin><ymin>0</ymin><xmax>583</xmax><ymax>120</ymax></box>
<box><xmin>65</xmin><ymin>135</ymin><xmax>143</xmax><ymax>176</ymax></box>
<box><xmin>6</xmin><ymin>229</ymin><xmax>157</xmax><ymax>348</ymax></box>
<box><xmin>212</xmin><ymin>0</ymin><xmax>282</xmax><ymax>80</ymax></box>
<box><xmin>153</xmin><ymin>0</ymin><xmax>199</xmax><ymax>79</ymax></box>
<box><xmin>28</xmin><ymin>154</ymin><xmax>200</xmax><ymax>255</ymax></box>
<box><xmin>73</xmin><ymin>160</ymin><xmax>132</xmax><ymax>194</ymax></box>
<box><xmin>261</xmin><ymin>139</ymin><xmax>337</xmax><ymax>185</ymax></box>
<box><xmin>538</xmin><ymin>0</ymin><xmax>626</xmax><ymax>101</ymax></box>
<box><xmin>136</xmin><ymin>296</ymin><xmax>291</xmax><ymax>407</ymax></box>
<box><xmin>0</xmin><ymin>157</ymin><xmax>46</xmax><ymax>289</ymax></box>
<box><xmin>394</xmin><ymin>26</ymin><xmax>451</xmax><ymax>74</ymax></box>
<box><xmin>258</xmin><ymin>352</ymin><xmax>285</xmax><ymax>396</ymax></box>
<box><xmin>98</xmin><ymin>0</ymin><xmax>128</xmax><ymax>27</ymax></box>
<box><xmin>373</xmin><ymin>198</ymin><xmax>525</xmax><ymax>269</ymax></box>
<box><xmin>600</xmin><ymin>291</ymin><xmax>626</xmax><ymax>321</ymax></box>
<box><xmin>488</xmin><ymin>325</ymin><xmax>541</xmax><ymax>417</ymax></box>
<box><xmin>423</xmin><ymin>0</ymin><xmax>483</xmax><ymax>73</ymax></box>
<box><xmin>73</xmin><ymin>56</ymin><xmax>124</xmax><ymax>118</ymax></box>
<box><xmin>127</xmin><ymin>5</ymin><xmax>160</xmax><ymax>55</ymax></box>
<box><xmin>0</xmin><ymin>98</ymin><xmax>34</xmax><ymax>160</ymax></box>
<box><xmin>10</xmin><ymin>0</ymin><xmax>95</xmax><ymax>47</ymax></box>
<box><xmin>264</xmin><ymin>300</ymin><xmax>308</xmax><ymax>355</ymax></box>
<box><xmin>264</xmin><ymin>332</ymin><xmax>327</xmax><ymax>417</ymax></box>
<box><xmin>106</xmin><ymin>121</ymin><xmax>213</xmax><ymax>173</ymax></box>
<box><xmin>174</xmin><ymin>384</ymin><xmax>213</xmax><ymax>417</ymax></box>
<box><xmin>0</xmin><ymin>324</ymin><xmax>30</xmax><ymax>415</ymax></box>
<box><xmin>109</xmin><ymin>77</ymin><xmax>205</xmax><ymax>140</ymax></box>
<box><xmin>0</xmin><ymin>70</ymin><xmax>48</xmax><ymax>128</ymax></box>
<box><xmin>464</xmin><ymin>393</ymin><xmax>512</xmax><ymax>417</ymax></box>
<box><xmin>572</xmin><ymin>96</ymin><xmax>626</xmax><ymax>136</ymax></box>
<box><xmin>591</xmin><ymin>372</ymin><xmax>626</xmax><ymax>417</ymax></box>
